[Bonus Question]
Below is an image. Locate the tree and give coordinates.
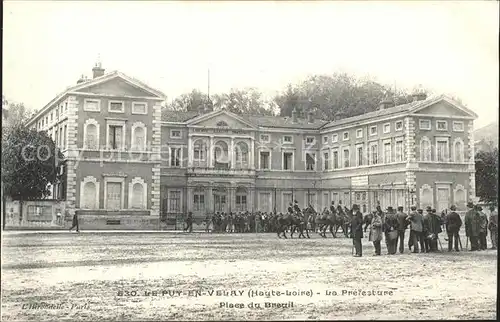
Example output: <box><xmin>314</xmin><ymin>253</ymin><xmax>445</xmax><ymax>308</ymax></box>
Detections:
<box><xmin>167</xmin><ymin>89</ymin><xmax>207</xmax><ymax>112</ymax></box>
<box><xmin>2</xmin><ymin>98</ymin><xmax>30</xmax><ymax>131</ymax></box>
<box><xmin>475</xmin><ymin>148</ymin><xmax>498</xmax><ymax>204</ymax></box>
<box><xmin>1</xmin><ymin>124</ymin><xmax>64</xmax><ymax>201</ymax></box>
<box><xmin>212</xmin><ymin>88</ymin><xmax>275</xmax><ymax>116</ymax></box>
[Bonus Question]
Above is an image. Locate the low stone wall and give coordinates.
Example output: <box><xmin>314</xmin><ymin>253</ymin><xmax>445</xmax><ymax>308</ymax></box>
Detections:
<box><xmin>75</xmin><ymin>210</ymin><xmax>159</xmax><ymax>230</ymax></box>
<box><xmin>4</xmin><ymin>199</ymin><xmax>66</xmax><ymax>230</ymax></box>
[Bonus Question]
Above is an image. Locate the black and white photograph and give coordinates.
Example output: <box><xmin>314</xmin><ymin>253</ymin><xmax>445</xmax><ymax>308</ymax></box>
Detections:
<box><xmin>1</xmin><ymin>1</ymin><xmax>498</xmax><ymax>320</ymax></box>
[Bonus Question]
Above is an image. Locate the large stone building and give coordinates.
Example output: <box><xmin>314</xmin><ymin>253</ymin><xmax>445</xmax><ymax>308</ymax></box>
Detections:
<box><xmin>26</xmin><ymin>64</ymin><xmax>478</xmax><ymax>229</ymax></box>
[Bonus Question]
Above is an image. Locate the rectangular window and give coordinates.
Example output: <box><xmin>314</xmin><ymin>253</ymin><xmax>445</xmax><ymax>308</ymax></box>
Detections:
<box><xmin>50</xmin><ymin>112</ymin><xmax>53</xmax><ymax>122</ymax></box>
<box><xmin>170</xmin><ymin>130</ymin><xmax>181</xmax><ymax>138</ymax></box>
<box><xmin>356</xmin><ymin>129</ymin><xmax>363</xmax><ymax>138</ymax></box>
<box><xmin>323</xmin><ymin>152</ymin><xmax>329</xmax><ymax>170</ymax></box>
<box><xmin>170</xmin><ymin>147</ymin><xmax>181</xmax><ymax>167</ymax></box>
<box><xmin>194</xmin><ymin>145</ymin><xmax>205</xmax><ymax>161</ymax></box>
<box><xmin>306</xmin><ymin>137</ymin><xmax>315</xmax><ymax>144</ymax></box>
<box><xmin>55</xmin><ymin>129</ymin><xmax>59</xmax><ymax>146</ymax></box>
<box><xmin>436</xmin><ymin>120</ymin><xmax>448</xmax><ymax>131</ymax></box>
<box><xmin>437</xmin><ymin>140</ymin><xmax>448</xmax><ymax>162</ymax></box>
<box><xmin>383</xmin><ymin>123</ymin><xmax>391</xmax><ymax>134</ymax></box>
<box><xmin>395</xmin><ymin>140</ymin><xmax>403</xmax><ymax>162</ymax></box>
<box><xmin>109</xmin><ymin>101</ymin><xmax>124</xmax><ymax>113</ymax></box>
<box><xmin>370</xmin><ymin>126</ymin><xmax>377</xmax><ymax>136</ymax></box>
<box><xmin>306</xmin><ymin>153</ymin><xmax>315</xmax><ymax>171</ymax></box>
<box><xmin>283</xmin><ymin>152</ymin><xmax>293</xmax><ymax>170</ymax></box>
<box><xmin>193</xmin><ymin>193</ymin><xmax>205</xmax><ymax>211</ymax></box>
<box><xmin>395</xmin><ymin>121</ymin><xmax>403</xmax><ymax>131</ymax></box>
<box><xmin>343</xmin><ymin>131</ymin><xmax>349</xmax><ymax>140</ymax></box>
<box><xmin>260</xmin><ymin>134</ymin><xmax>270</xmax><ymax>143</ymax></box>
<box><xmin>132</xmin><ymin>102</ymin><xmax>147</xmax><ymax>114</ymax></box>
<box><xmin>63</xmin><ymin>125</ymin><xmax>67</xmax><ymax>149</ymax></box>
<box><xmin>84</xmin><ymin>99</ymin><xmax>100</xmax><ymax>111</ymax></box>
<box><xmin>343</xmin><ymin>148</ymin><xmax>350</xmax><ymax>168</ymax></box>
<box><xmin>236</xmin><ymin>195</ymin><xmax>247</xmax><ymax>212</ymax></box>
<box><xmin>168</xmin><ymin>191</ymin><xmax>181</xmax><ymax>212</ymax></box>
<box><xmin>333</xmin><ymin>150</ymin><xmax>339</xmax><ymax>169</ymax></box>
<box><xmin>419</xmin><ymin>119</ymin><xmax>431</xmax><ymax>130</ymax></box>
<box><xmin>106</xmin><ymin>182</ymin><xmax>122</xmax><ymax>210</ymax></box>
<box><xmin>108</xmin><ymin>125</ymin><xmax>123</xmax><ymax>150</ymax></box>
<box><xmin>56</xmin><ymin>109</ymin><xmax>59</xmax><ymax>119</ymax></box>
<box><xmin>357</xmin><ymin>146</ymin><xmax>363</xmax><ymax>166</ymax></box>
<box><xmin>384</xmin><ymin>142</ymin><xmax>391</xmax><ymax>163</ymax></box>
<box><xmin>370</xmin><ymin>143</ymin><xmax>378</xmax><ymax>165</ymax></box>
<box><xmin>323</xmin><ymin>136</ymin><xmax>328</xmax><ymax>144</ymax></box>
<box><xmin>452</xmin><ymin>121</ymin><xmax>464</xmax><ymax>132</ymax></box>
<box><xmin>283</xmin><ymin>135</ymin><xmax>293</xmax><ymax>143</ymax></box>
<box><xmin>332</xmin><ymin>134</ymin><xmax>338</xmax><ymax>143</ymax></box>
<box><xmin>260</xmin><ymin>151</ymin><xmax>270</xmax><ymax>169</ymax></box>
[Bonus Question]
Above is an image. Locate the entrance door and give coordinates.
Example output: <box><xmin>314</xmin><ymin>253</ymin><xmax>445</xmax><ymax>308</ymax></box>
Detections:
<box><xmin>214</xmin><ymin>194</ymin><xmax>227</xmax><ymax>212</ymax></box>
<box><xmin>437</xmin><ymin>188</ymin><xmax>450</xmax><ymax>213</ymax></box>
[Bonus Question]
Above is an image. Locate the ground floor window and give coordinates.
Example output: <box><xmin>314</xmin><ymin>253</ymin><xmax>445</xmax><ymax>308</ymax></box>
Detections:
<box><xmin>169</xmin><ymin>190</ymin><xmax>181</xmax><ymax>212</ymax></box>
<box><xmin>106</xmin><ymin>182</ymin><xmax>122</xmax><ymax>210</ymax></box>
<box><xmin>193</xmin><ymin>192</ymin><xmax>205</xmax><ymax>211</ymax></box>
<box><xmin>236</xmin><ymin>195</ymin><xmax>247</xmax><ymax>212</ymax></box>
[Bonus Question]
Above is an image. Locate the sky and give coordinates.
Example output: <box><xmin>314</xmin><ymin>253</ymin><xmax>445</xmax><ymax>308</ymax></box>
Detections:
<box><xmin>3</xmin><ymin>1</ymin><xmax>498</xmax><ymax>128</ymax></box>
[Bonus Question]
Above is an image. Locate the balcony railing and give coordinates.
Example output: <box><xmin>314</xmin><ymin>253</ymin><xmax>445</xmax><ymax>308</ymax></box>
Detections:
<box><xmin>187</xmin><ymin>165</ymin><xmax>255</xmax><ymax>177</ymax></box>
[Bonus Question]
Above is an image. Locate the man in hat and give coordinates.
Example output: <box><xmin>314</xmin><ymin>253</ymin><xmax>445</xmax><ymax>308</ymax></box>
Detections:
<box><xmin>395</xmin><ymin>206</ymin><xmax>408</xmax><ymax>254</ymax></box>
<box><xmin>69</xmin><ymin>211</ymin><xmax>80</xmax><ymax>233</ymax></box>
<box><xmin>446</xmin><ymin>205</ymin><xmax>462</xmax><ymax>252</ymax></box>
<box><xmin>369</xmin><ymin>207</ymin><xmax>383</xmax><ymax>256</ymax></box>
<box><xmin>423</xmin><ymin>206</ymin><xmax>443</xmax><ymax>252</ymax></box>
<box><xmin>488</xmin><ymin>205</ymin><xmax>498</xmax><ymax>250</ymax></box>
<box><xmin>350</xmin><ymin>204</ymin><xmax>363</xmax><ymax>257</ymax></box>
<box><xmin>384</xmin><ymin>206</ymin><xmax>398</xmax><ymax>255</ymax></box>
<box><xmin>185</xmin><ymin>211</ymin><xmax>194</xmax><ymax>233</ymax></box>
<box><xmin>408</xmin><ymin>207</ymin><xmax>425</xmax><ymax>253</ymax></box>
<box><xmin>293</xmin><ymin>200</ymin><xmax>301</xmax><ymax>214</ymax></box>
<box><xmin>330</xmin><ymin>201</ymin><xmax>337</xmax><ymax>216</ymax></box>
<box><xmin>477</xmin><ymin>206</ymin><xmax>488</xmax><ymax>250</ymax></box>
<box><xmin>288</xmin><ymin>203</ymin><xmax>294</xmax><ymax>215</ymax></box>
<box><xmin>465</xmin><ymin>202</ymin><xmax>480</xmax><ymax>251</ymax></box>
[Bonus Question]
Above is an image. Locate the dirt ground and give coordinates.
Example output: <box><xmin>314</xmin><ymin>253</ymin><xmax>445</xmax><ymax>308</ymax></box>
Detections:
<box><xmin>1</xmin><ymin>230</ymin><xmax>497</xmax><ymax>321</ymax></box>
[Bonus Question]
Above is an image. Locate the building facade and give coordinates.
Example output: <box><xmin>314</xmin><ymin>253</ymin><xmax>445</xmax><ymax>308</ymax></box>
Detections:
<box><xmin>26</xmin><ymin>65</ymin><xmax>478</xmax><ymax>229</ymax></box>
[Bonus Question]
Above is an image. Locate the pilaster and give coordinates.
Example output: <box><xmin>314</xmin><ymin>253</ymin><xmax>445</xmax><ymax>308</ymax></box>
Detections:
<box><xmin>467</xmin><ymin>120</ymin><xmax>476</xmax><ymax>200</ymax></box>
<box><xmin>151</xmin><ymin>164</ymin><xmax>161</xmax><ymax>217</ymax></box>
<box><xmin>230</xmin><ymin>138</ymin><xmax>235</xmax><ymax>169</ymax></box>
<box><xmin>65</xmin><ymin>96</ymin><xmax>79</xmax><ymax>216</ymax></box>
<box><xmin>404</xmin><ymin>116</ymin><xmax>416</xmax><ymax>163</ymax></box>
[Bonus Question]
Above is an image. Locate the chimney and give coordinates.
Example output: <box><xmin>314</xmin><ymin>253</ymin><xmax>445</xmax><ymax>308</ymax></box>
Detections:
<box><xmin>291</xmin><ymin>108</ymin><xmax>298</xmax><ymax>123</ymax></box>
<box><xmin>92</xmin><ymin>61</ymin><xmax>105</xmax><ymax>79</ymax></box>
<box><xmin>307</xmin><ymin>111</ymin><xmax>314</xmax><ymax>123</ymax></box>
<box><xmin>379</xmin><ymin>98</ymin><xmax>394</xmax><ymax>110</ymax></box>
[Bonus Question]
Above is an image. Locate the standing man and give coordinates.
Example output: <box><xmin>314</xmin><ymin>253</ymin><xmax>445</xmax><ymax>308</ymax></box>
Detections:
<box><xmin>464</xmin><ymin>202</ymin><xmax>480</xmax><ymax>251</ymax></box>
<box><xmin>369</xmin><ymin>208</ymin><xmax>383</xmax><ymax>256</ymax></box>
<box><xmin>185</xmin><ymin>211</ymin><xmax>193</xmax><ymax>233</ymax></box>
<box><xmin>423</xmin><ymin>207</ymin><xmax>443</xmax><ymax>252</ymax></box>
<box><xmin>488</xmin><ymin>205</ymin><xmax>498</xmax><ymax>250</ymax></box>
<box><xmin>69</xmin><ymin>212</ymin><xmax>79</xmax><ymax>233</ymax></box>
<box><xmin>477</xmin><ymin>206</ymin><xmax>488</xmax><ymax>250</ymax></box>
<box><xmin>350</xmin><ymin>204</ymin><xmax>363</xmax><ymax>257</ymax></box>
<box><xmin>384</xmin><ymin>206</ymin><xmax>398</xmax><ymax>255</ymax></box>
<box><xmin>395</xmin><ymin>206</ymin><xmax>408</xmax><ymax>254</ymax></box>
<box><xmin>446</xmin><ymin>205</ymin><xmax>462</xmax><ymax>252</ymax></box>
<box><xmin>408</xmin><ymin>207</ymin><xmax>425</xmax><ymax>253</ymax></box>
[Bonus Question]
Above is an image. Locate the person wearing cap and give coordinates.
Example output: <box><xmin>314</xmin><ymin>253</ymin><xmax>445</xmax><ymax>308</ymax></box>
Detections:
<box><xmin>464</xmin><ymin>202</ymin><xmax>480</xmax><ymax>251</ymax></box>
<box><xmin>423</xmin><ymin>206</ymin><xmax>443</xmax><ymax>252</ymax></box>
<box><xmin>407</xmin><ymin>207</ymin><xmax>425</xmax><ymax>253</ymax></box>
<box><xmin>369</xmin><ymin>207</ymin><xmax>383</xmax><ymax>256</ymax></box>
<box><xmin>384</xmin><ymin>206</ymin><xmax>398</xmax><ymax>255</ymax></box>
<box><xmin>477</xmin><ymin>206</ymin><xmax>488</xmax><ymax>250</ymax></box>
<box><xmin>395</xmin><ymin>206</ymin><xmax>408</xmax><ymax>254</ymax></box>
<box><xmin>446</xmin><ymin>205</ymin><xmax>462</xmax><ymax>252</ymax></box>
<box><xmin>488</xmin><ymin>205</ymin><xmax>498</xmax><ymax>250</ymax></box>
<box><xmin>350</xmin><ymin>204</ymin><xmax>363</xmax><ymax>257</ymax></box>
<box><xmin>185</xmin><ymin>211</ymin><xmax>194</xmax><ymax>233</ymax></box>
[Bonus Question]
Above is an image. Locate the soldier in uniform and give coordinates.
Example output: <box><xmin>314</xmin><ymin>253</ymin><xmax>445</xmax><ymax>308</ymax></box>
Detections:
<box><xmin>330</xmin><ymin>201</ymin><xmax>336</xmax><ymax>215</ymax></box>
<box><xmin>465</xmin><ymin>202</ymin><xmax>480</xmax><ymax>251</ymax></box>
<box><xmin>288</xmin><ymin>203</ymin><xmax>294</xmax><ymax>214</ymax></box>
<box><xmin>488</xmin><ymin>205</ymin><xmax>498</xmax><ymax>250</ymax></box>
<box><xmin>395</xmin><ymin>206</ymin><xmax>408</xmax><ymax>254</ymax></box>
<box><xmin>477</xmin><ymin>206</ymin><xmax>489</xmax><ymax>250</ymax></box>
<box><xmin>350</xmin><ymin>204</ymin><xmax>363</xmax><ymax>257</ymax></box>
<box><xmin>446</xmin><ymin>205</ymin><xmax>462</xmax><ymax>251</ymax></box>
<box><xmin>293</xmin><ymin>200</ymin><xmax>301</xmax><ymax>214</ymax></box>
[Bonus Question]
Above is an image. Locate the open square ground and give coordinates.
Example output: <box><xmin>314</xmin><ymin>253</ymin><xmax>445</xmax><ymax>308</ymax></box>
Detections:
<box><xmin>1</xmin><ymin>231</ymin><xmax>497</xmax><ymax>320</ymax></box>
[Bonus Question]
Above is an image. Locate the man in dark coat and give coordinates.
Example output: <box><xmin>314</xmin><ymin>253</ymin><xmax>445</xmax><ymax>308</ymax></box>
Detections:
<box><xmin>288</xmin><ymin>203</ymin><xmax>294</xmax><ymax>214</ymax></box>
<box><xmin>185</xmin><ymin>211</ymin><xmax>193</xmax><ymax>233</ymax></box>
<box><xmin>293</xmin><ymin>200</ymin><xmax>301</xmax><ymax>214</ymax></box>
<box><xmin>350</xmin><ymin>204</ymin><xmax>363</xmax><ymax>257</ymax></box>
<box><xmin>446</xmin><ymin>205</ymin><xmax>462</xmax><ymax>252</ymax></box>
<box><xmin>384</xmin><ymin>206</ymin><xmax>398</xmax><ymax>255</ymax></box>
<box><xmin>330</xmin><ymin>201</ymin><xmax>336</xmax><ymax>215</ymax></box>
<box><xmin>69</xmin><ymin>212</ymin><xmax>80</xmax><ymax>233</ymax></box>
<box><xmin>488</xmin><ymin>205</ymin><xmax>498</xmax><ymax>250</ymax></box>
<box><xmin>395</xmin><ymin>206</ymin><xmax>408</xmax><ymax>253</ymax></box>
<box><xmin>465</xmin><ymin>202</ymin><xmax>480</xmax><ymax>251</ymax></box>
<box><xmin>477</xmin><ymin>206</ymin><xmax>488</xmax><ymax>250</ymax></box>
<box><xmin>423</xmin><ymin>207</ymin><xmax>443</xmax><ymax>252</ymax></box>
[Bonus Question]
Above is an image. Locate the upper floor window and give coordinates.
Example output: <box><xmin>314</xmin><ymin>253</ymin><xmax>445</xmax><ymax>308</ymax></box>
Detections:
<box><xmin>436</xmin><ymin>120</ymin><xmax>448</xmax><ymax>131</ymax></box>
<box><xmin>369</xmin><ymin>126</ymin><xmax>377</xmax><ymax>136</ymax></box>
<box><xmin>452</xmin><ymin>121</ymin><xmax>464</xmax><ymax>132</ymax></box>
<box><xmin>342</xmin><ymin>131</ymin><xmax>349</xmax><ymax>141</ymax></box>
<box><xmin>420</xmin><ymin>137</ymin><xmax>431</xmax><ymax>161</ymax></box>
<box><xmin>109</xmin><ymin>101</ymin><xmax>124</xmax><ymax>113</ymax></box>
<box><xmin>108</xmin><ymin>125</ymin><xmax>123</xmax><ymax>150</ymax></box>
<box><xmin>84</xmin><ymin>120</ymin><xmax>99</xmax><ymax>150</ymax></box>
<box><xmin>356</xmin><ymin>145</ymin><xmax>363</xmax><ymax>166</ymax></box>
<box><xmin>419</xmin><ymin>119</ymin><xmax>431</xmax><ymax>130</ymax></box>
<box><xmin>260</xmin><ymin>134</ymin><xmax>270</xmax><ymax>143</ymax></box>
<box><xmin>395</xmin><ymin>121</ymin><xmax>403</xmax><ymax>131</ymax></box>
<box><xmin>383</xmin><ymin>142</ymin><xmax>391</xmax><ymax>163</ymax></box>
<box><xmin>132</xmin><ymin>102</ymin><xmax>147</xmax><ymax>114</ymax></box>
<box><xmin>383</xmin><ymin>123</ymin><xmax>391</xmax><ymax>134</ymax></box>
<box><xmin>132</xmin><ymin>125</ymin><xmax>146</xmax><ymax>151</ymax></box>
<box><xmin>283</xmin><ymin>135</ymin><xmax>293</xmax><ymax>143</ymax></box>
<box><xmin>369</xmin><ymin>143</ymin><xmax>378</xmax><ymax>165</ymax></box>
<box><xmin>356</xmin><ymin>129</ymin><xmax>363</xmax><ymax>139</ymax></box>
<box><xmin>332</xmin><ymin>134</ymin><xmax>338</xmax><ymax>143</ymax></box>
<box><xmin>170</xmin><ymin>129</ymin><xmax>181</xmax><ymax>138</ymax></box>
<box><xmin>84</xmin><ymin>99</ymin><xmax>100</xmax><ymax>112</ymax></box>
<box><xmin>305</xmin><ymin>136</ymin><xmax>315</xmax><ymax>144</ymax></box>
<box><xmin>332</xmin><ymin>150</ymin><xmax>339</xmax><ymax>169</ymax></box>
<box><xmin>343</xmin><ymin>148</ymin><xmax>350</xmax><ymax>168</ymax></box>
<box><xmin>323</xmin><ymin>152</ymin><xmax>329</xmax><ymax>170</ymax></box>
<box><xmin>454</xmin><ymin>139</ymin><xmax>464</xmax><ymax>162</ymax></box>
<box><xmin>323</xmin><ymin>136</ymin><xmax>328</xmax><ymax>144</ymax></box>
<box><xmin>305</xmin><ymin>152</ymin><xmax>315</xmax><ymax>171</ymax></box>
<box><xmin>170</xmin><ymin>147</ymin><xmax>181</xmax><ymax>167</ymax></box>
<box><xmin>260</xmin><ymin>151</ymin><xmax>270</xmax><ymax>169</ymax></box>
<box><xmin>436</xmin><ymin>139</ymin><xmax>449</xmax><ymax>162</ymax></box>
<box><xmin>395</xmin><ymin>140</ymin><xmax>404</xmax><ymax>162</ymax></box>
<box><xmin>283</xmin><ymin>152</ymin><xmax>293</xmax><ymax>170</ymax></box>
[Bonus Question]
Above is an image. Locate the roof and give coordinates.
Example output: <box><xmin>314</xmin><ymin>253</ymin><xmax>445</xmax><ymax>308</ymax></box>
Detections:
<box><xmin>161</xmin><ymin>109</ymin><xmax>200</xmax><ymax>122</ymax></box>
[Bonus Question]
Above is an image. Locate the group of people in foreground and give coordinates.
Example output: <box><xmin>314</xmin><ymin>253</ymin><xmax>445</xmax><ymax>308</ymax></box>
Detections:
<box><xmin>350</xmin><ymin>201</ymin><xmax>498</xmax><ymax>257</ymax></box>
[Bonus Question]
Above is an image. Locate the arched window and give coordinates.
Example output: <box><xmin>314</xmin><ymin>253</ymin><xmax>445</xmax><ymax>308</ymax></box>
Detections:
<box><xmin>214</xmin><ymin>141</ymin><xmax>229</xmax><ymax>164</ymax></box>
<box><xmin>454</xmin><ymin>184</ymin><xmax>467</xmax><ymax>210</ymax></box>
<box><xmin>235</xmin><ymin>142</ymin><xmax>249</xmax><ymax>167</ymax></box>
<box><xmin>419</xmin><ymin>184</ymin><xmax>433</xmax><ymax>209</ymax></box>
<box><xmin>131</xmin><ymin>122</ymin><xmax>147</xmax><ymax>151</ymax></box>
<box><xmin>131</xmin><ymin>183</ymin><xmax>144</xmax><ymax>209</ymax></box>
<box><xmin>84</xmin><ymin>120</ymin><xmax>99</xmax><ymax>150</ymax></box>
<box><xmin>80</xmin><ymin>176</ymin><xmax>99</xmax><ymax>209</ymax></box>
<box><xmin>454</xmin><ymin>139</ymin><xmax>464</xmax><ymax>162</ymax></box>
<box><xmin>420</xmin><ymin>137</ymin><xmax>431</xmax><ymax>161</ymax></box>
<box><xmin>235</xmin><ymin>187</ymin><xmax>247</xmax><ymax>212</ymax></box>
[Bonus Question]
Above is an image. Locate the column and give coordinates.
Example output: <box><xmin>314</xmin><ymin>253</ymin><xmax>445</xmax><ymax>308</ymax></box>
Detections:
<box><xmin>230</xmin><ymin>138</ymin><xmax>235</xmax><ymax>169</ymax></box>
<box><xmin>250</xmin><ymin>137</ymin><xmax>255</xmax><ymax>170</ymax></box>
<box><xmin>187</xmin><ymin>186</ymin><xmax>193</xmax><ymax>212</ymax></box>
<box><xmin>209</xmin><ymin>136</ymin><xmax>214</xmax><ymax>168</ymax></box>
<box><xmin>188</xmin><ymin>135</ymin><xmax>193</xmax><ymax>167</ymax></box>
<box><xmin>207</xmin><ymin>182</ymin><xmax>213</xmax><ymax>213</ymax></box>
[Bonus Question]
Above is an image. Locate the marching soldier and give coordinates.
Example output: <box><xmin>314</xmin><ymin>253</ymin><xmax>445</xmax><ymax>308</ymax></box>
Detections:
<box><xmin>446</xmin><ymin>205</ymin><xmax>462</xmax><ymax>252</ymax></box>
<box><xmin>395</xmin><ymin>206</ymin><xmax>408</xmax><ymax>254</ymax></box>
<box><xmin>465</xmin><ymin>202</ymin><xmax>480</xmax><ymax>251</ymax></box>
<box><xmin>350</xmin><ymin>204</ymin><xmax>363</xmax><ymax>257</ymax></box>
<box><xmin>488</xmin><ymin>205</ymin><xmax>498</xmax><ymax>250</ymax></box>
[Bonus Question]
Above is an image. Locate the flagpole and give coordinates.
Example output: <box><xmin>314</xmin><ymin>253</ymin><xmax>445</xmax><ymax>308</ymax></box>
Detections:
<box><xmin>208</xmin><ymin>69</ymin><xmax>210</xmax><ymax>100</ymax></box>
